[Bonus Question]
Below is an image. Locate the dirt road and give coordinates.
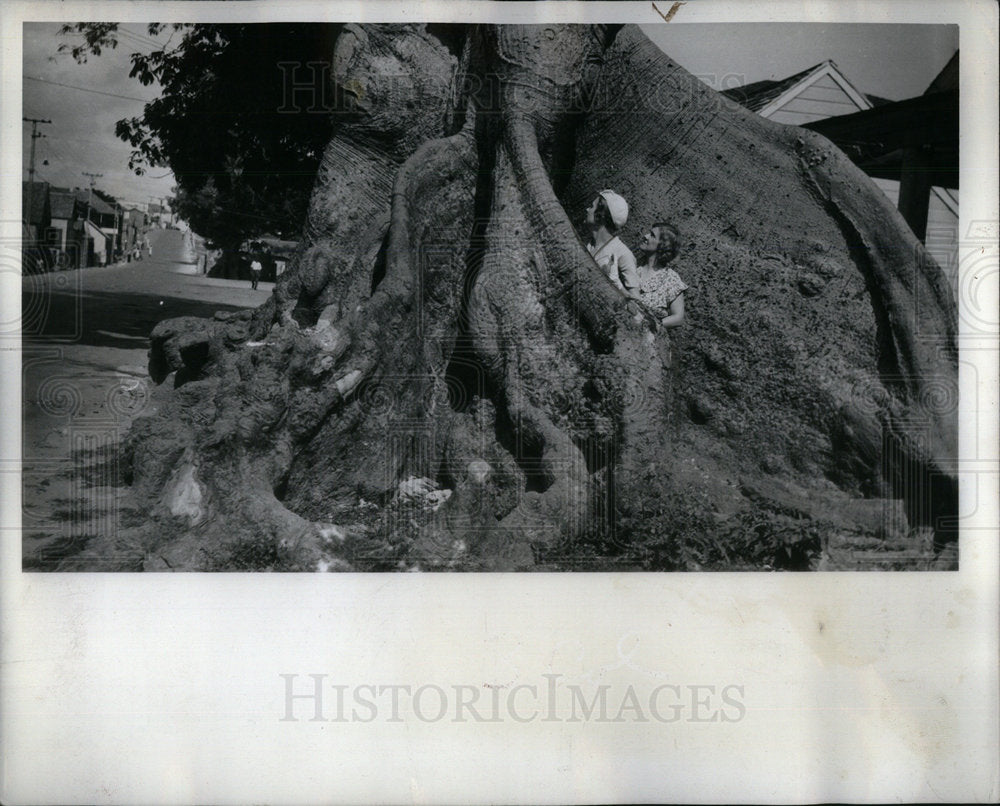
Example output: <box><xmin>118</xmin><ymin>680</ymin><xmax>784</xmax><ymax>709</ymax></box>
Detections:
<box><xmin>21</xmin><ymin>228</ymin><xmax>273</xmax><ymax>568</ymax></box>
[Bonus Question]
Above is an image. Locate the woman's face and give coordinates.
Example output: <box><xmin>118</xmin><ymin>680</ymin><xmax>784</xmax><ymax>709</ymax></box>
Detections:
<box><xmin>585</xmin><ymin>197</ymin><xmax>600</xmax><ymax>226</ymax></box>
<box><xmin>639</xmin><ymin>226</ymin><xmax>662</xmax><ymax>254</ymax></box>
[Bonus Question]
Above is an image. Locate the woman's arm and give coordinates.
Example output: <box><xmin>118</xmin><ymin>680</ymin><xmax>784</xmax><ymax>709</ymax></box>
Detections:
<box><xmin>659</xmin><ymin>293</ymin><xmax>685</xmax><ymax>329</ymax></box>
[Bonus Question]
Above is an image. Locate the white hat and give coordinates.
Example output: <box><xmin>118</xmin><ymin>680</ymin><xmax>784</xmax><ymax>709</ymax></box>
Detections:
<box><xmin>598</xmin><ymin>190</ymin><xmax>628</xmax><ymax>228</ymax></box>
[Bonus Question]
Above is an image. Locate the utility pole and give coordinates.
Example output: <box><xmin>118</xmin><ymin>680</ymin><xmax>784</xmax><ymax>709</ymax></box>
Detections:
<box><xmin>23</xmin><ymin>117</ymin><xmax>51</xmax><ymax>237</ymax></box>
<box><xmin>115</xmin><ymin>202</ymin><xmax>123</xmax><ymax>262</ymax></box>
<box><xmin>81</xmin><ymin>172</ymin><xmax>104</xmax><ymax>268</ymax></box>
<box><xmin>82</xmin><ymin>171</ymin><xmax>103</xmax><ymax>224</ymax></box>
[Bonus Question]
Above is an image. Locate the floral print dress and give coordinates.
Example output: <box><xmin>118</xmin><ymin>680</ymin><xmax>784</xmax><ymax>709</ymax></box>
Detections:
<box><xmin>640</xmin><ymin>266</ymin><xmax>688</xmax><ymax>316</ymax></box>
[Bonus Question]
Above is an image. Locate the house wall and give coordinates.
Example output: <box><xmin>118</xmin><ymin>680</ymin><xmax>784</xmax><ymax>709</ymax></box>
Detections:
<box><xmin>871</xmin><ymin>176</ymin><xmax>901</xmax><ymax>207</ymax></box>
<box><xmin>768</xmin><ymin>74</ymin><xmax>867</xmax><ymax>126</ymax></box>
<box><xmin>83</xmin><ymin>220</ymin><xmax>109</xmax><ymax>266</ymax></box>
<box><xmin>757</xmin><ymin>62</ymin><xmax>961</xmax><ymax>296</ymax></box>
<box><xmin>871</xmin><ymin>177</ymin><xmax>958</xmax><ymax>294</ymax></box>
<box><xmin>49</xmin><ymin>219</ymin><xmax>69</xmax><ymax>249</ymax></box>
<box><xmin>926</xmin><ymin>188</ymin><xmax>959</xmax><ymax>295</ymax></box>
<box><xmin>100</xmin><ymin>226</ymin><xmax>119</xmax><ymax>261</ymax></box>
<box><xmin>59</xmin><ymin>221</ymin><xmax>88</xmax><ymax>269</ymax></box>
<box><xmin>756</xmin><ymin>61</ymin><xmax>961</xmax><ymax>294</ymax></box>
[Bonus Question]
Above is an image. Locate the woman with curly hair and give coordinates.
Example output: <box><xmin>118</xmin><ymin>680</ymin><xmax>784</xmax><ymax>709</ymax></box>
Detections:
<box><xmin>637</xmin><ymin>222</ymin><xmax>687</xmax><ymax>330</ymax></box>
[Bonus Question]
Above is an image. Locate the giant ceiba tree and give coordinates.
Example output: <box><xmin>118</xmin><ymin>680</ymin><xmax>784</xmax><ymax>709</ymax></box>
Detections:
<box><xmin>80</xmin><ymin>23</ymin><xmax>957</xmax><ymax>571</ymax></box>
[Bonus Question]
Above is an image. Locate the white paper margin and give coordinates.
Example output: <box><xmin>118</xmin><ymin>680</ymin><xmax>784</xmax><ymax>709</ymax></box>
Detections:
<box><xmin>2</xmin><ymin>1</ymin><xmax>998</xmax><ymax>803</ymax></box>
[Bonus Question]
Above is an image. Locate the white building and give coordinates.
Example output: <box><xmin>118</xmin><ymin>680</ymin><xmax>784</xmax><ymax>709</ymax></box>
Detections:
<box><xmin>723</xmin><ymin>56</ymin><xmax>959</xmax><ymax>291</ymax></box>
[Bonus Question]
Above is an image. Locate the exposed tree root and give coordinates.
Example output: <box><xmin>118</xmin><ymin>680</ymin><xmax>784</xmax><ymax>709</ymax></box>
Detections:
<box><xmin>564</xmin><ymin>25</ymin><xmax>958</xmax><ymax>549</ymax></box>
<box><xmin>78</xmin><ymin>23</ymin><xmax>959</xmax><ymax>571</ymax></box>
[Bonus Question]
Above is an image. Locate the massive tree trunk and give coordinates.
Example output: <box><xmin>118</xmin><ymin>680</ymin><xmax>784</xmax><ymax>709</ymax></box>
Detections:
<box><xmin>71</xmin><ymin>24</ymin><xmax>957</xmax><ymax>571</ymax></box>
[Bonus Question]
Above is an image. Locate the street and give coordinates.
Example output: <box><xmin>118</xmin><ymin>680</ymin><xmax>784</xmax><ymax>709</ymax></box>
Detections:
<box><xmin>21</xmin><ymin>228</ymin><xmax>273</xmax><ymax>568</ymax></box>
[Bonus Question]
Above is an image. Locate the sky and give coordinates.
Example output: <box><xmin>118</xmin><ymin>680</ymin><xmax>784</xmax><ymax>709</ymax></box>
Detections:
<box><xmin>21</xmin><ymin>23</ymin><xmax>177</xmax><ymax>209</ymax></box>
<box><xmin>640</xmin><ymin>23</ymin><xmax>958</xmax><ymax>100</ymax></box>
<box><xmin>21</xmin><ymin>22</ymin><xmax>959</xmax><ymax>213</ymax></box>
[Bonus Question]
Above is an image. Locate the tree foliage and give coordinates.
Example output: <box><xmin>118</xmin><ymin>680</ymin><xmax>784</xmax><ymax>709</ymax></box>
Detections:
<box><xmin>60</xmin><ymin>23</ymin><xmax>341</xmax><ymax>244</ymax></box>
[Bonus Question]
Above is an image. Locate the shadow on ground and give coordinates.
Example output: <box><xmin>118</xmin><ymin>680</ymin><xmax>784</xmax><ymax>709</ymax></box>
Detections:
<box><xmin>22</xmin><ymin>288</ymin><xmax>249</xmax><ymax>350</ymax></box>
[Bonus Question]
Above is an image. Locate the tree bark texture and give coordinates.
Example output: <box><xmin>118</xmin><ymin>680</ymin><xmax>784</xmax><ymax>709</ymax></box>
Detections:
<box><xmin>69</xmin><ymin>24</ymin><xmax>957</xmax><ymax>571</ymax></box>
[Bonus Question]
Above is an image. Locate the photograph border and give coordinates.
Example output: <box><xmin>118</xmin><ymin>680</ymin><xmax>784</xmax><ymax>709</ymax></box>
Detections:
<box><xmin>2</xmin><ymin>1</ymin><xmax>998</xmax><ymax>803</ymax></box>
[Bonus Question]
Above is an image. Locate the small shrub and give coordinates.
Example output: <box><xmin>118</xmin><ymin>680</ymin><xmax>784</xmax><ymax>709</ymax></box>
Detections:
<box><xmin>545</xmin><ymin>485</ymin><xmax>723</xmax><ymax>571</ymax></box>
<box><xmin>720</xmin><ymin>510</ymin><xmax>824</xmax><ymax>570</ymax></box>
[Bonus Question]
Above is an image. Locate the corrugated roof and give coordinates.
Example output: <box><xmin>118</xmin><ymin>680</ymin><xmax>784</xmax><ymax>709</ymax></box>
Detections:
<box><xmin>721</xmin><ymin>63</ymin><xmax>822</xmax><ymax>112</ymax></box>
<box><xmin>74</xmin><ymin>189</ymin><xmax>116</xmax><ymax>216</ymax></box>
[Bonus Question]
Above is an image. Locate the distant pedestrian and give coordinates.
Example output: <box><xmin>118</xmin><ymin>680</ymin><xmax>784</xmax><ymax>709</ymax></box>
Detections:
<box><xmin>250</xmin><ymin>257</ymin><xmax>263</xmax><ymax>290</ymax></box>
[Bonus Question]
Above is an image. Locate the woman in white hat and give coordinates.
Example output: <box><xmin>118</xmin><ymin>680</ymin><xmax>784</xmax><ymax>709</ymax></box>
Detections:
<box><xmin>586</xmin><ymin>190</ymin><xmax>640</xmax><ymax>300</ymax></box>
<box><xmin>637</xmin><ymin>222</ymin><xmax>687</xmax><ymax>330</ymax></box>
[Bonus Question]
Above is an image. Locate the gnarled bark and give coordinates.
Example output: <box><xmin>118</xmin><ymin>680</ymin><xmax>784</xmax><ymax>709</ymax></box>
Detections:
<box><xmin>67</xmin><ymin>23</ymin><xmax>957</xmax><ymax>571</ymax></box>
<box><xmin>565</xmin><ymin>27</ymin><xmax>957</xmax><ymax>546</ymax></box>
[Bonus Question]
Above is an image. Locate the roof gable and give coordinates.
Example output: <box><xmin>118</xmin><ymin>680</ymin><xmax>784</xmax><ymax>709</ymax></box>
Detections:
<box><xmin>723</xmin><ymin>60</ymin><xmax>874</xmax><ymax>121</ymax></box>
<box><xmin>50</xmin><ymin>190</ymin><xmax>80</xmax><ymax>220</ymax></box>
<box><xmin>721</xmin><ymin>63</ymin><xmax>819</xmax><ymax>112</ymax></box>
<box><xmin>759</xmin><ymin>61</ymin><xmax>874</xmax><ymax>119</ymax></box>
<box><xmin>74</xmin><ymin>190</ymin><xmax>116</xmax><ymax>216</ymax></box>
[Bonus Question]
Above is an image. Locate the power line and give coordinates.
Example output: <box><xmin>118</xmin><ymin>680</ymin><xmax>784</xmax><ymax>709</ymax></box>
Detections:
<box><xmin>116</xmin><ymin>25</ymin><xmax>166</xmax><ymax>48</ymax></box>
<box><xmin>59</xmin><ymin>23</ymin><xmax>165</xmax><ymax>52</ymax></box>
<box><xmin>24</xmin><ymin>132</ymin><xmax>170</xmax><ymax>181</ymax></box>
<box><xmin>117</xmin><ymin>33</ymin><xmax>166</xmax><ymax>53</ymax></box>
<box><xmin>44</xmin><ymin>134</ymin><xmax>131</xmax><ymax>150</ymax></box>
<box><xmin>23</xmin><ymin>74</ymin><xmax>150</xmax><ymax>103</ymax></box>
<box><xmin>117</xmin><ymin>29</ymin><xmax>157</xmax><ymax>44</ymax></box>
<box><xmin>33</xmin><ymin>129</ymin><xmax>174</xmax><ymax>169</ymax></box>
<box><xmin>114</xmin><ymin>34</ymin><xmax>159</xmax><ymax>54</ymax></box>
<box><xmin>29</xmin><ymin>134</ymin><xmax>176</xmax><ymax>183</ymax></box>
